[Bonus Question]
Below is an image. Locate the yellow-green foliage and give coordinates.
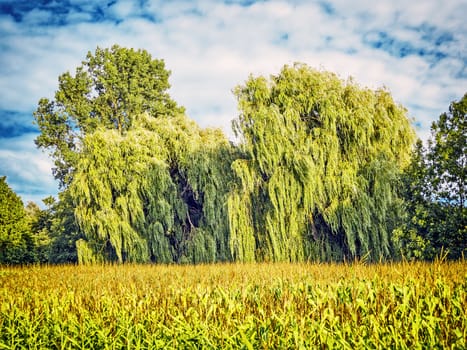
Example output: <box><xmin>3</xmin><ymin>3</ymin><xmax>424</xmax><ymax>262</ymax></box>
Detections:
<box><xmin>71</xmin><ymin>114</ymin><xmax>235</xmax><ymax>264</ymax></box>
<box><xmin>1</xmin><ymin>261</ymin><xmax>465</xmax><ymax>349</ymax></box>
<box><xmin>230</xmin><ymin>64</ymin><xmax>416</xmax><ymax>262</ymax></box>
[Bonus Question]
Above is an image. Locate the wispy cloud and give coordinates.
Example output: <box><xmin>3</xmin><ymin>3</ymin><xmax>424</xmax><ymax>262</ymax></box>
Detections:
<box><xmin>0</xmin><ymin>133</ymin><xmax>57</xmax><ymax>205</ymax></box>
<box><xmin>0</xmin><ymin>0</ymin><xmax>465</xmax><ymax>203</ymax></box>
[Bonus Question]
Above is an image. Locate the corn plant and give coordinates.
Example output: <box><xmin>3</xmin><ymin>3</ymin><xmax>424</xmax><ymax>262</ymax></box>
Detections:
<box><xmin>1</xmin><ymin>261</ymin><xmax>465</xmax><ymax>349</ymax></box>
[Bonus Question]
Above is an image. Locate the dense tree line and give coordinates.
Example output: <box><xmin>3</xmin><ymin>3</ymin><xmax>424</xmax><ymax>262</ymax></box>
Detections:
<box><xmin>0</xmin><ymin>45</ymin><xmax>464</xmax><ymax>264</ymax></box>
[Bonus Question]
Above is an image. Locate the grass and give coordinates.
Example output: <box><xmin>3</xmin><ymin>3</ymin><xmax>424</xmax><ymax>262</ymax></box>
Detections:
<box><xmin>1</xmin><ymin>260</ymin><xmax>466</xmax><ymax>349</ymax></box>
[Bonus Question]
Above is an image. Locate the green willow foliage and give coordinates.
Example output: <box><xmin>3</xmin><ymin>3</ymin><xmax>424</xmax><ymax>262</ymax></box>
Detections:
<box><xmin>71</xmin><ymin>114</ymin><xmax>235</xmax><ymax>264</ymax></box>
<box><xmin>229</xmin><ymin>64</ymin><xmax>415</xmax><ymax>262</ymax></box>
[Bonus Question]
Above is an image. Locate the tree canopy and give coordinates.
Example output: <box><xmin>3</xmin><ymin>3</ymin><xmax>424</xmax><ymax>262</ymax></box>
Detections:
<box><xmin>228</xmin><ymin>64</ymin><xmax>415</xmax><ymax>262</ymax></box>
<box><xmin>429</xmin><ymin>93</ymin><xmax>466</xmax><ymax>209</ymax></box>
<box><xmin>34</xmin><ymin>45</ymin><xmax>183</xmax><ymax>187</ymax></box>
<box><xmin>32</xmin><ymin>45</ymin><xmax>237</xmax><ymax>264</ymax></box>
<box><xmin>71</xmin><ymin>114</ymin><xmax>235</xmax><ymax>263</ymax></box>
<box><xmin>397</xmin><ymin>93</ymin><xmax>466</xmax><ymax>259</ymax></box>
<box><xmin>0</xmin><ymin>177</ymin><xmax>34</xmax><ymax>264</ymax></box>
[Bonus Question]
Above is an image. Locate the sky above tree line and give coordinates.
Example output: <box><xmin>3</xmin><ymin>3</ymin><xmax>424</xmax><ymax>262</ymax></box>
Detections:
<box><xmin>0</xmin><ymin>0</ymin><xmax>466</xmax><ymax>205</ymax></box>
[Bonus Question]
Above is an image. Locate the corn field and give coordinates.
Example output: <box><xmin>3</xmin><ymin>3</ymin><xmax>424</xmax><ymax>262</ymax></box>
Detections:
<box><xmin>1</xmin><ymin>260</ymin><xmax>466</xmax><ymax>349</ymax></box>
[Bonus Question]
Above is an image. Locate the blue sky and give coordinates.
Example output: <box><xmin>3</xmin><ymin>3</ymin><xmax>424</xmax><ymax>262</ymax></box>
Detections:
<box><xmin>0</xmin><ymin>0</ymin><xmax>466</xmax><ymax>205</ymax></box>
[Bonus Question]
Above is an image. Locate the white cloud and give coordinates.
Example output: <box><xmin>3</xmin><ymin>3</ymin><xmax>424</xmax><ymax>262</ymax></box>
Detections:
<box><xmin>108</xmin><ymin>0</ymin><xmax>139</xmax><ymax>19</ymax></box>
<box><xmin>0</xmin><ymin>133</ymin><xmax>58</xmax><ymax>205</ymax></box>
<box><xmin>21</xmin><ymin>8</ymin><xmax>54</xmax><ymax>25</ymax></box>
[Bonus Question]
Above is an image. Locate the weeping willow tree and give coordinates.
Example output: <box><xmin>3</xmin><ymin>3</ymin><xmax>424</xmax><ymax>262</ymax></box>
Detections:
<box><xmin>71</xmin><ymin>114</ymin><xmax>235</xmax><ymax>264</ymax></box>
<box><xmin>228</xmin><ymin>64</ymin><xmax>415</xmax><ymax>262</ymax></box>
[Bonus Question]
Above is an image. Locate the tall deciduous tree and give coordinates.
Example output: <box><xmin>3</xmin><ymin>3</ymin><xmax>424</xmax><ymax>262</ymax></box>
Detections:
<box><xmin>429</xmin><ymin>94</ymin><xmax>466</xmax><ymax>209</ymax></box>
<box><xmin>34</xmin><ymin>45</ymin><xmax>183</xmax><ymax>187</ymax></box>
<box><xmin>397</xmin><ymin>93</ymin><xmax>466</xmax><ymax>259</ymax></box>
<box><xmin>229</xmin><ymin>64</ymin><xmax>415</xmax><ymax>262</ymax></box>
